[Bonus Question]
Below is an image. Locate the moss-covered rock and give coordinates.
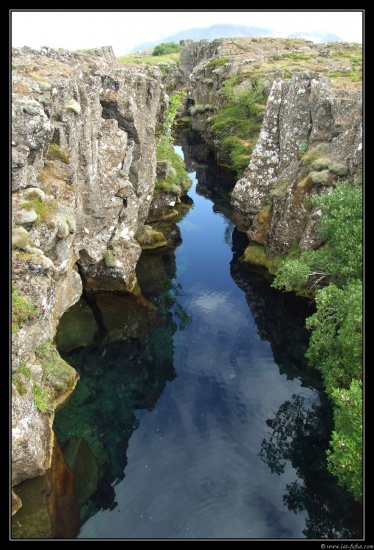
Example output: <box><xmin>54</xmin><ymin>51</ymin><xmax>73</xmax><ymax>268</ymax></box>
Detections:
<box><xmin>135</xmin><ymin>224</ymin><xmax>168</xmax><ymax>249</ymax></box>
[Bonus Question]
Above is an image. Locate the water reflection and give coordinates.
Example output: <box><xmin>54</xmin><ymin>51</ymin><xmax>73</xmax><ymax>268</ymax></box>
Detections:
<box><xmin>54</xmin><ymin>247</ymin><xmax>191</xmax><ymax>527</ymax></box>
<box><xmin>52</xmin><ymin>129</ymin><xmax>361</xmax><ymax>539</ymax></box>
<box><xmin>176</xmin><ymin>128</ymin><xmax>360</xmax><ymax>539</ymax></box>
<box><xmin>259</xmin><ymin>394</ymin><xmax>360</xmax><ymax>538</ymax></box>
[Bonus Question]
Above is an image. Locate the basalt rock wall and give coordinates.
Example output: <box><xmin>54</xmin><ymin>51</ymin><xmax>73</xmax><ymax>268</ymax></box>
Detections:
<box><xmin>11</xmin><ymin>45</ymin><xmax>168</xmax><ymax>503</ymax></box>
<box><xmin>230</xmin><ymin>73</ymin><xmax>362</xmax><ymax>255</ymax></box>
<box><xmin>178</xmin><ymin>37</ymin><xmax>362</xmax><ymax>256</ymax></box>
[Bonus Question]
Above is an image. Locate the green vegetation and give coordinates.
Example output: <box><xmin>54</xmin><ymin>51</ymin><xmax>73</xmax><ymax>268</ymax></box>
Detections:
<box><xmin>271</xmin><ymin>52</ymin><xmax>313</xmax><ymax>62</ymax></box>
<box><xmin>21</xmin><ymin>197</ymin><xmax>58</xmax><ymax>225</ymax></box>
<box><xmin>12</xmin><ymin>363</ymin><xmax>31</xmax><ymax>395</ymax></box>
<box><xmin>102</xmin><ymin>250</ymin><xmax>116</xmax><ymax>268</ymax></box>
<box><xmin>153</xmin><ymin>42</ymin><xmax>180</xmax><ymax>56</ymax></box>
<box><xmin>208</xmin><ymin>77</ymin><xmax>267</xmax><ymax>176</ymax></box>
<box><xmin>206</xmin><ymin>57</ymin><xmax>230</xmax><ymax>67</ymax></box>
<box><xmin>325</xmin><ymin>68</ymin><xmax>362</xmax><ymax>82</ymax></box>
<box><xmin>272</xmin><ymin>181</ymin><xmax>363</xmax><ymax>501</ymax></box>
<box><xmin>154</xmin><ymin>90</ymin><xmax>192</xmax><ymax>197</ymax></box>
<box><xmin>117</xmin><ymin>53</ymin><xmax>180</xmax><ymax>65</ymax></box>
<box><xmin>46</xmin><ymin>143</ymin><xmax>69</xmax><ymax>163</ymax></box>
<box><xmin>161</xmin><ymin>90</ymin><xmax>187</xmax><ymax>141</ymax></box>
<box><xmin>155</xmin><ymin>136</ymin><xmax>192</xmax><ymax>195</ymax></box>
<box><xmin>31</xmin><ymin>341</ymin><xmax>77</xmax><ymax>410</ymax></box>
<box><xmin>241</xmin><ymin>243</ymin><xmax>284</xmax><ymax>275</ymax></box>
<box><xmin>298</xmin><ymin>139</ymin><xmax>308</xmax><ymax>156</ymax></box>
<box><xmin>32</xmin><ymin>385</ymin><xmax>49</xmax><ymax>412</ymax></box>
<box><xmin>12</xmin><ymin>289</ymin><xmax>38</xmax><ymax>333</ymax></box>
<box><xmin>136</xmin><ymin>225</ymin><xmax>168</xmax><ymax>249</ymax></box>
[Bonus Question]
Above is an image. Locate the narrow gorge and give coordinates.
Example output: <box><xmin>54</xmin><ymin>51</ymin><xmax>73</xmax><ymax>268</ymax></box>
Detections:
<box><xmin>11</xmin><ymin>38</ymin><xmax>362</xmax><ymax>539</ymax></box>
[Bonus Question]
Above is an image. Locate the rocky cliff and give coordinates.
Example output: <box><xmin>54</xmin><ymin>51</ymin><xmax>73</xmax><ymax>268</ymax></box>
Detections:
<box><xmin>11</xmin><ymin>45</ymin><xmax>169</xmax><ymax>520</ymax></box>
<box><xmin>178</xmin><ymin>37</ymin><xmax>362</xmax><ymax>257</ymax></box>
<box><xmin>230</xmin><ymin>73</ymin><xmax>362</xmax><ymax>256</ymax></box>
<box><xmin>11</xmin><ymin>37</ymin><xmax>362</xmax><ymax>535</ymax></box>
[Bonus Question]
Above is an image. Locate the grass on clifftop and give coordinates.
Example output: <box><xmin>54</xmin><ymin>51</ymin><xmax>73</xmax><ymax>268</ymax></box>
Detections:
<box><xmin>117</xmin><ymin>52</ymin><xmax>180</xmax><ymax>65</ymax></box>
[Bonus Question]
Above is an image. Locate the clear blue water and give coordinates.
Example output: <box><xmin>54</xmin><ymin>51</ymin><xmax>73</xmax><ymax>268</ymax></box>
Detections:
<box><xmin>55</xmin><ymin>140</ymin><xmax>359</xmax><ymax>539</ymax></box>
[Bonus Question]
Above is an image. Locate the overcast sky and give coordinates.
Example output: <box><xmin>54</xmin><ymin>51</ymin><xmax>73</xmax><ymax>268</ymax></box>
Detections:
<box><xmin>11</xmin><ymin>10</ymin><xmax>363</xmax><ymax>57</ymax></box>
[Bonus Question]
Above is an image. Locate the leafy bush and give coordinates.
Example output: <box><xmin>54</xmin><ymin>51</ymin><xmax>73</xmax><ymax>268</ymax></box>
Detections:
<box><xmin>153</xmin><ymin>42</ymin><xmax>180</xmax><ymax>56</ymax></box>
<box><xmin>272</xmin><ymin>181</ymin><xmax>363</xmax><ymax>500</ymax></box>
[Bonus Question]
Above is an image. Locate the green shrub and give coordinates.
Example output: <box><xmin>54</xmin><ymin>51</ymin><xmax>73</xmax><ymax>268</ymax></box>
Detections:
<box><xmin>153</xmin><ymin>42</ymin><xmax>180</xmax><ymax>56</ymax></box>
<box><xmin>272</xmin><ymin>181</ymin><xmax>363</xmax><ymax>500</ymax></box>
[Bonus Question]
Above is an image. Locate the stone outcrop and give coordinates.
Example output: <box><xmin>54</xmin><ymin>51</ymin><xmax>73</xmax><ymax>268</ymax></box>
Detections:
<box><xmin>178</xmin><ymin>37</ymin><xmax>362</xmax><ymax>256</ymax></box>
<box><xmin>230</xmin><ymin>73</ymin><xmax>362</xmax><ymax>255</ymax></box>
<box><xmin>11</xmin><ymin>37</ymin><xmax>362</xmax><ymax>535</ymax></box>
<box><xmin>11</xmin><ymin>45</ymin><xmax>168</xmax><ymax>516</ymax></box>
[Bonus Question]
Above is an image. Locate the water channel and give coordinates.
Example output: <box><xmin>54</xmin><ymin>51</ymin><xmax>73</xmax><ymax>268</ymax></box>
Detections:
<box><xmin>54</xmin><ymin>130</ymin><xmax>361</xmax><ymax>539</ymax></box>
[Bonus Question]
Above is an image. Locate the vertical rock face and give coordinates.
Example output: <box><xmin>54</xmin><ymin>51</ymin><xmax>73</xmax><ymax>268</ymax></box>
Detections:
<box><xmin>230</xmin><ymin>73</ymin><xmax>362</xmax><ymax>254</ymax></box>
<box><xmin>11</xmin><ymin>38</ymin><xmax>363</xmax><ymax>533</ymax></box>
<box><xmin>11</xmin><ymin>46</ymin><xmax>168</xmax><ymax>500</ymax></box>
<box><xmin>178</xmin><ymin>38</ymin><xmax>362</xmax><ymax>257</ymax></box>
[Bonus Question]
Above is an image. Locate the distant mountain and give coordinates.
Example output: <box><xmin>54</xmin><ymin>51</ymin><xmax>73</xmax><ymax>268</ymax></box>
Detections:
<box><xmin>287</xmin><ymin>31</ymin><xmax>344</xmax><ymax>43</ymax></box>
<box><xmin>130</xmin><ymin>23</ymin><xmax>344</xmax><ymax>53</ymax></box>
<box><xmin>131</xmin><ymin>23</ymin><xmax>275</xmax><ymax>52</ymax></box>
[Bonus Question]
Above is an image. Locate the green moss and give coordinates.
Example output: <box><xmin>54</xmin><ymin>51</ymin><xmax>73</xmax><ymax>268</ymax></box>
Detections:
<box><xmin>103</xmin><ymin>250</ymin><xmax>116</xmax><ymax>268</ymax></box>
<box><xmin>271</xmin><ymin>52</ymin><xmax>313</xmax><ymax>62</ymax></box>
<box><xmin>156</xmin><ymin>136</ymin><xmax>192</xmax><ymax>193</ymax></box>
<box><xmin>189</xmin><ymin>104</ymin><xmax>213</xmax><ymax>116</ymax></box>
<box><xmin>32</xmin><ymin>385</ymin><xmax>49</xmax><ymax>411</ymax></box>
<box><xmin>12</xmin><ymin>374</ymin><xmax>27</xmax><ymax>396</ymax></box>
<box><xmin>117</xmin><ymin>53</ymin><xmax>180</xmax><ymax>65</ymax></box>
<box><xmin>19</xmin><ymin>363</ymin><xmax>31</xmax><ymax>378</ymax></box>
<box><xmin>46</xmin><ymin>143</ymin><xmax>69</xmax><ymax>164</ymax></box>
<box><xmin>309</xmin><ymin>170</ymin><xmax>331</xmax><ymax>185</ymax></box>
<box><xmin>63</xmin><ymin>99</ymin><xmax>81</xmax><ymax>114</ymax></box>
<box><xmin>155</xmin><ymin>181</ymin><xmax>182</xmax><ymax>195</ymax></box>
<box><xmin>34</xmin><ymin>341</ymin><xmax>77</xmax><ymax>397</ymax></box>
<box><xmin>241</xmin><ymin>244</ymin><xmax>283</xmax><ymax>274</ymax></box>
<box><xmin>12</xmin><ymin>289</ymin><xmax>38</xmax><ymax>333</ymax></box>
<box><xmin>329</xmin><ymin>163</ymin><xmax>348</xmax><ymax>176</ymax></box>
<box><xmin>206</xmin><ymin>57</ymin><xmax>230</xmax><ymax>67</ymax></box>
<box><xmin>21</xmin><ymin>198</ymin><xmax>58</xmax><ymax>225</ymax></box>
<box><xmin>310</xmin><ymin>157</ymin><xmax>332</xmax><ymax>171</ymax></box>
<box><xmin>136</xmin><ymin>225</ymin><xmax>167</xmax><ymax>249</ymax></box>
<box><xmin>12</xmin><ymin>227</ymin><xmax>31</xmax><ymax>249</ymax></box>
<box><xmin>208</xmin><ymin>78</ymin><xmax>267</xmax><ymax>177</ymax></box>
<box><xmin>301</xmin><ymin>148</ymin><xmax>325</xmax><ymax>166</ymax></box>
<box><xmin>288</xmin><ymin>242</ymin><xmax>302</xmax><ymax>259</ymax></box>
<box><xmin>270</xmin><ymin>180</ymin><xmax>288</xmax><ymax>199</ymax></box>
<box><xmin>325</xmin><ymin>69</ymin><xmax>362</xmax><ymax>82</ymax></box>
